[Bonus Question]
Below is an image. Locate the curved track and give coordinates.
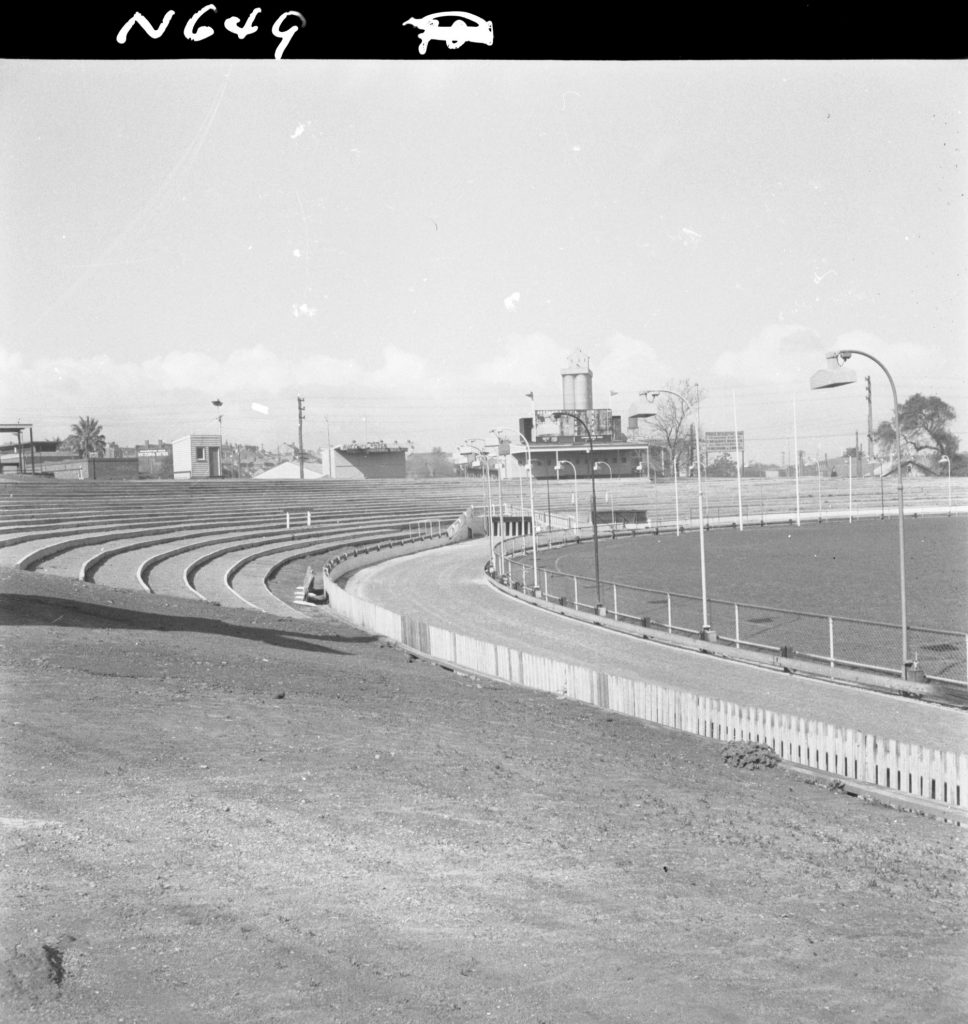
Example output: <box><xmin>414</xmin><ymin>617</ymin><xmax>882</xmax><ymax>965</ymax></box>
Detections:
<box><xmin>346</xmin><ymin>539</ymin><xmax>968</xmax><ymax>755</ymax></box>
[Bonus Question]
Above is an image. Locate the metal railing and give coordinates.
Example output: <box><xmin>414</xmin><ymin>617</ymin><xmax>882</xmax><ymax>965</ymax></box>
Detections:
<box><xmin>498</xmin><ymin>522</ymin><xmax>967</xmax><ymax>686</ymax></box>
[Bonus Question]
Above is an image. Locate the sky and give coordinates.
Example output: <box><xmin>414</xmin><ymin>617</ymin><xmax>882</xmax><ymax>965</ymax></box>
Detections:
<box><xmin>2</xmin><ymin>58</ymin><xmax>966</xmax><ymax>464</ymax></box>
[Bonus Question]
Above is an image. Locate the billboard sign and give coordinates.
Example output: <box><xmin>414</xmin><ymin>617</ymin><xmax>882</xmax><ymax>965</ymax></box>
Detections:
<box><xmin>703</xmin><ymin>430</ymin><xmax>744</xmax><ymax>455</ymax></box>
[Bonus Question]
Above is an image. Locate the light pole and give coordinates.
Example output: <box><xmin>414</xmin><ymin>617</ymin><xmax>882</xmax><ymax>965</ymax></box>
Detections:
<box><xmin>494</xmin><ymin>428</ymin><xmax>540</xmax><ymax>596</ymax></box>
<box><xmin>670</xmin><ymin>454</ymin><xmax>681</xmax><ymax>534</ymax></box>
<box><xmin>461</xmin><ymin>440</ymin><xmax>495</xmax><ymax>572</ymax></box>
<box><xmin>639</xmin><ymin>389</ymin><xmax>711</xmax><ymax>637</ymax></box>
<box><xmin>593</xmin><ymin>460</ymin><xmax>615</xmax><ymax>531</ymax></box>
<box><xmin>848</xmin><ymin>454</ymin><xmax>853</xmax><ymax>524</ymax></box>
<box><xmin>555</xmin><ymin>458</ymin><xmax>578</xmax><ymax>528</ymax></box>
<box><xmin>817</xmin><ymin>451</ymin><xmax>823</xmax><ymax>522</ymax></box>
<box><xmin>211</xmin><ymin>399</ymin><xmax>223</xmax><ymax>478</ymax></box>
<box><xmin>939</xmin><ymin>455</ymin><xmax>952</xmax><ymax>513</ymax></box>
<box><xmin>810</xmin><ymin>349</ymin><xmax>918</xmax><ymax>680</ymax></box>
<box><xmin>554</xmin><ymin>411</ymin><xmax>604</xmax><ymax>614</ymax></box>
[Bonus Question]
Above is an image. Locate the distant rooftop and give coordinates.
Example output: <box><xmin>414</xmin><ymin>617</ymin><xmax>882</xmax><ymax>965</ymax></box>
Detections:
<box><xmin>336</xmin><ymin>441</ymin><xmax>409</xmax><ymax>453</ymax></box>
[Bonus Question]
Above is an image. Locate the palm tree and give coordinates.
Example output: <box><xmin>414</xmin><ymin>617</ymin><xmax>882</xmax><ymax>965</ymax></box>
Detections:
<box><xmin>66</xmin><ymin>416</ymin><xmax>107</xmax><ymax>457</ymax></box>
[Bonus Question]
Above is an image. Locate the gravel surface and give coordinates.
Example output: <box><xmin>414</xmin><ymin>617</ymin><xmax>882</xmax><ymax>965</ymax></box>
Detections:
<box><xmin>2</xmin><ymin>563</ymin><xmax>967</xmax><ymax>1024</ymax></box>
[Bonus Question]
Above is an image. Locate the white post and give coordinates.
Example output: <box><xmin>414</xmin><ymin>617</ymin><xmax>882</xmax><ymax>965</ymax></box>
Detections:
<box><xmin>817</xmin><ymin>453</ymin><xmax>822</xmax><ymax>522</ymax></box>
<box><xmin>733</xmin><ymin>390</ymin><xmax>744</xmax><ymax>530</ymax></box>
<box><xmin>673</xmin><ymin>457</ymin><xmax>681</xmax><ymax>535</ymax></box>
<box><xmin>829</xmin><ymin>617</ymin><xmax>835</xmax><ymax>669</ymax></box>
<box><xmin>286</xmin><ymin>512</ymin><xmax>291</xmax><ymax>530</ymax></box>
<box><xmin>848</xmin><ymin>455</ymin><xmax>853</xmax><ymax>524</ymax></box>
<box><xmin>734</xmin><ymin>604</ymin><xmax>740</xmax><ymax>649</ymax></box>
<box><xmin>695</xmin><ymin>405</ymin><xmax>710</xmax><ymax>635</ymax></box>
<box><xmin>573</xmin><ymin>574</ymin><xmax>579</xmax><ymax>609</ymax></box>
<box><xmin>666</xmin><ymin>592</ymin><xmax>673</xmax><ymax>634</ymax></box>
<box><xmin>307</xmin><ymin>511</ymin><xmax>311</xmax><ymax>527</ymax></box>
<box><xmin>793</xmin><ymin>398</ymin><xmax>801</xmax><ymax>527</ymax></box>
<box><xmin>613</xmin><ymin>582</ymin><xmax>619</xmax><ymax>620</ymax></box>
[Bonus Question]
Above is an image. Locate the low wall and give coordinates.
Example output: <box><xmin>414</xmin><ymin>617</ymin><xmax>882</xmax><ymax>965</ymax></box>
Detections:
<box><xmin>323</xmin><ymin>550</ymin><xmax>967</xmax><ymax>815</ymax></box>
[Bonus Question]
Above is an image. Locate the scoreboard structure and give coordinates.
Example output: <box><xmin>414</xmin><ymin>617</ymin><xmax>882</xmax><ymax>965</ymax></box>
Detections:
<box><xmin>534</xmin><ymin>408</ymin><xmax>614</xmax><ymax>443</ymax></box>
<box><xmin>703</xmin><ymin>430</ymin><xmax>744</xmax><ymax>462</ymax></box>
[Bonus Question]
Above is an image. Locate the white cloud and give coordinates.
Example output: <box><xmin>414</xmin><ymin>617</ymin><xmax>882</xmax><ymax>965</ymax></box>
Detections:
<box><xmin>503</xmin><ymin>291</ymin><xmax>520</xmax><ymax>311</ymax></box>
<box><xmin>594</xmin><ymin>333</ymin><xmax>670</xmax><ymax>400</ymax></box>
<box><xmin>713</xmin><ymin>324</ymin><xmax>826</xmax><ymax>386</ymax></box>
<box><xmin>473</xmin><ymin>334</ymin><xmax>568</xmax><ymax>395</ymax></box>
<box><xmin>714</xmin><ymin>325</ymin><xmax>934</xmax><ymax>394</ymax></box>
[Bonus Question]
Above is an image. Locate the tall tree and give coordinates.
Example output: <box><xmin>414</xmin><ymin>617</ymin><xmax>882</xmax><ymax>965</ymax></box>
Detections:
<box><xmin>873</xmin><ymin>394</ymin><xmax>959</xmax><ymax>469</ymax></box>
<box><xmin>65</xmin><ymin>416</ymin><xmax>107</xmax><ymax>458</ymax></box>
<box><xmin>632</xmin><ymin>379</ymin><xmax>703</xmax><ymax>475</ymax></box>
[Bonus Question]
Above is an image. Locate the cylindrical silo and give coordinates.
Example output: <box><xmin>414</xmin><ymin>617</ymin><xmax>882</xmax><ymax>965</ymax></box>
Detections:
<box><xmin>574</xmin><ymin>368</ymin><xmax>593</xmax><ymax>410</ymax></box>
<box><xmin>561</xmin><ymin>372</ymin><xmax>576</xmax><ymax>410</ymax></box>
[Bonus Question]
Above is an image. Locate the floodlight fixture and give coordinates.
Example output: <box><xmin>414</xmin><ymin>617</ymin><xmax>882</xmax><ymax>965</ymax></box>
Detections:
<box><xmin>807</xmin><ymin>347</ymin><xmax>918</xmax><ymax>679</ymax></box>
<box><xmin>809</xmin><ymin>352</ymin><xmax>858</xmax><ymax>390</ymax></box>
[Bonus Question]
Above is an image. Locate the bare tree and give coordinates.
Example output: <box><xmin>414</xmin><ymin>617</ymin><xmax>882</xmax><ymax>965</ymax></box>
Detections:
<box><xmin>637</xmin><ymin>380</ymin><xmax>704</xmax><ymax>475</ymax></box>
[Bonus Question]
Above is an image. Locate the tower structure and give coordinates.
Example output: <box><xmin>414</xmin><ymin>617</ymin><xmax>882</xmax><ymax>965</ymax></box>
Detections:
<box><xmin>561</xmin><ymin>348</ymin><xmax>593</xmax><ymax>411</ymax></box>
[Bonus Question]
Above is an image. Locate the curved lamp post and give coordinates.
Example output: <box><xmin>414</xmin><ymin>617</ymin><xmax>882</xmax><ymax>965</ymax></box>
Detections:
<box><xmin>461</xmin><ymin>439</ymin><xmax>496</xmax><ymax>572</ymax></box>
<box><xmin>638</xmin><ymin>389</ymin><xmax>711</xmax><ymax>637</ymax></box>
<box><xmin>554</xmin><ymin>411</ymin><xmax>604</xmax><ymax>613</ymax></box>
<box><xmin>593</xmin><ymin>460</ymin><xmax>615</xmax><ymax>531</ymax></box>
<box><xmin>494</xmin><ymin>428</ymin><xmax>540</xmax><ymax>595</ymax></box>
<box><xmin>938</xmin><ymin>454</ymin><xmax>952</xmax><ymax>513</ymax></box>
<box><xmin>555</xmin><ymin>458</ymin><xmax>579</xmax><ymax>528</ymax></box>
<box><xmin>212</xmin><ymin>399</ymin><xmax>224</xmax><ymax>478</ymax></box>
<box><xmin>810</xmin><ymin>349</ymin><xmax>919</xmax><ymax>680</ymax></box>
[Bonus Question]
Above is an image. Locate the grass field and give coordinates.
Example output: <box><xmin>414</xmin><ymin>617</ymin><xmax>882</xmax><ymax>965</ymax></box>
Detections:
<box><xmin>527</xmin><ymin>517</ymin><xmax>968</xmax><ymax>680</ymax></box>
<box><xmin>534</xmin><ymin>516</ymin><xmax>968</xmax><ymax>632</ymax></box>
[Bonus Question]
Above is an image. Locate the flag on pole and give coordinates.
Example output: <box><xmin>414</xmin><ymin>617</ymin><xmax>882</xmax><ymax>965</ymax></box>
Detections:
<box><xmin>251</xmin><ymin>403</ymin><xmax>269</xmax><ymax>415</ymax></box>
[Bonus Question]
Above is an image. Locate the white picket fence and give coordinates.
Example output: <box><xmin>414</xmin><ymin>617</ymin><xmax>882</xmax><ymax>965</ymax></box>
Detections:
<box><xmin>325</xmin><ymin>570</ymin><xmax>967</xmax><ymax>812</ymax></box>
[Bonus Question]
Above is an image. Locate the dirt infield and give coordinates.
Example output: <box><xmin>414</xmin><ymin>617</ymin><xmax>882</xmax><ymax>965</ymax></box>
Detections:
<box><xmin>2</xmin><ymin>566</ymin><xmax>966</xmax><ymax>1023</ymax></box>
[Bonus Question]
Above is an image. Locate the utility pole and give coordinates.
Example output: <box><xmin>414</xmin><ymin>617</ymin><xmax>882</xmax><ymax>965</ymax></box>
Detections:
<box><xmin>865</xmin><ymin>375</ymin><xmax>873</xmax><ymax>460</ymax></box>
<box><xmin>297</xmin><ymin>396</ymin><xmax>306</xmax><ymax>480</ymax></box>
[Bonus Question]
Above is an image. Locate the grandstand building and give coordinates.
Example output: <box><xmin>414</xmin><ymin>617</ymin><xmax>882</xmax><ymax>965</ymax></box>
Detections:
<box><xmin>321</xmin><ymin>442</ymin><xmax>408</xmax><ymax>480</ymax></box>
<box><xmin>511</xmin><ymin>349</ymin><xmax>669</xmax><ymax>480</ymax></box>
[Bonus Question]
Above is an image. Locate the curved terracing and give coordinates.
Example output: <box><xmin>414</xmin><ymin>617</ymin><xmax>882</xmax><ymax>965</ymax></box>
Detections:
<box><xmin>3</xmin><ymin>475</ymin><xmax>962</xmax><ymax>619</ymax></box>
<box><xmin>0</xmin><ymin>478</ymin><xmax>484</xmax><ymax>615</ymax></box>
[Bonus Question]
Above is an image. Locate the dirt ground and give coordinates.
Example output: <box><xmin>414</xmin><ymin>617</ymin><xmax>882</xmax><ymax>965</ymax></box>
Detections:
<box><xmin>1</xmin><ymin>565</ymin><xmax>966</xmax><ymax>1024</ymax></box>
